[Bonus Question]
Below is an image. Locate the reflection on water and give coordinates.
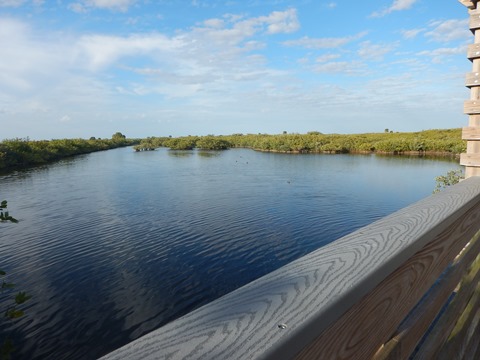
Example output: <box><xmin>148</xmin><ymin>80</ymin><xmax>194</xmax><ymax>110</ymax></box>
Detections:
<box><xmin>0</xmin><ymin>147</ymin><xmax>461</xmax><ymax>359</ymax></box>
<box><xmin>197</xmin><ymin>150</ymin><xmax>221</xmax><ymax>158</ymax></box>
<box><xmin>167</xmin><ymin>150</ymin><xmax>194</xmax><ymax>157</ymax></box>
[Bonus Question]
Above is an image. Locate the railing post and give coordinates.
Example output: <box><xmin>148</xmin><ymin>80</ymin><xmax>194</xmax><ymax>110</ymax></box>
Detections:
<box><xmin>461</xmin><ymin>0</ymin><xmax>480</xmax><ymax>177</ymax></box>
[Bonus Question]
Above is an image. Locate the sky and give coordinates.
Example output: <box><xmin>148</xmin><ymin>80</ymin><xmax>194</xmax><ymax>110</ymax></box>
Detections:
<box><xmin>0</xmin><ymin>0</ymin><xmax>474</xmax><ymax>140</ymax></box>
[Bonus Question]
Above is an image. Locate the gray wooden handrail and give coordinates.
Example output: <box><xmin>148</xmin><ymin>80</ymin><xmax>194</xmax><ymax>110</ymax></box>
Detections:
<box><xmin>100</xmin><ymin>176</ymin><xmax>480</xmax><ymax>360</ymax></box>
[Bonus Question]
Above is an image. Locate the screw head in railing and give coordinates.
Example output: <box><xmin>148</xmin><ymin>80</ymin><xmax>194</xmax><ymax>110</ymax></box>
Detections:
<box><xmin>278</xmin><ymin>323</ymin><xmax>288</xmax><ymax>330</ymax></box>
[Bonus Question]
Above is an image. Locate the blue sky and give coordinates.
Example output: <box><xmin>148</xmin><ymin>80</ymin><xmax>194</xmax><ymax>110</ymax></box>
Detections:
<box><xmin>0</xmin><ymin>0</ymin><xmax>473</xmax><ymax>139</ymax></box>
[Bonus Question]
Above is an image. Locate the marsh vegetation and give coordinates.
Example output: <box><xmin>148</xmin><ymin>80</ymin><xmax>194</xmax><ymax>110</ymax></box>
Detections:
<box><xmin>0</xmin><ymin>134</ymin><xmax>138</xmax><ymax>172</ymax></box>
<box><xmin>134</xmin><ymin>129</ymin><xmax>465</xmax><ymax>155</ymax></box>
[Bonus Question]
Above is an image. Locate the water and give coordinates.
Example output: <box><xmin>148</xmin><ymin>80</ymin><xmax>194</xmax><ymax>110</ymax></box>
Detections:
<box><xmin>0</xmin><ymin>147</ymin><xmax>461</xmax><ymax>359</ymax></box>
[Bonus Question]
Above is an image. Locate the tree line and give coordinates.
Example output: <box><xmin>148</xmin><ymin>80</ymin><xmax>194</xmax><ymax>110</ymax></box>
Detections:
<box><xmin>0</xmin><ymin>129</ymin><xmax>465</xmax><ymax>172</ymax></box>
<box><xmin>134</xmin><ymin>136</ymin><xmax>231</xmax><ymax>151</ymax></box>
<box><xmin>0</xmin><ymin>133</ymin><xmax>138</xmax><ymax>172</ymax></box>
<box><xmin>135</xmin><ymin>129</ymin><xmax>465</xmax><ymax>155</ymax></box>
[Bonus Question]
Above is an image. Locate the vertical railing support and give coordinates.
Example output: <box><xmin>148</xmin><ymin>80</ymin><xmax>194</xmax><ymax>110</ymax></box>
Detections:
<box><xmin>461</xmin><ymin>0</ymin><xmax>480</xmax><ymax>177</ymax></box>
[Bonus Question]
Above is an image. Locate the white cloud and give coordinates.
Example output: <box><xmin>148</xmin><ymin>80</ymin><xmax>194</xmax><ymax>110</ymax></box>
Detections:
<box><xmin>316</xmin><ymin>54</ymin><xmax>341</xmax><ymax>63</ymax></box>
<box><xmin>70</xmin><ymin>8</ymin><xmax>298</xmax><ymax>86</ymax></box>
<box><xmin>76</xmin><ymin>33</ymin><xmax>183</xmax><ymax>71</ymax></box>
<box><xmin>358</xmin><ymin>41</ymin><xmax>398</xmax><ymax>61</ymax></box>
<box><xmin>187</xmin><ymin>9</ymin><xmax>298</xmax><ymax>51</ymax></box>
<box><xmin>0</xmin><ymin>17</ymin><xmax>113</xmax><ymax>128</ymax></box>
<box><xmin>69</xmin><ymin>3</ymin><xmax>88</xmax><ymax>13</ymax></box>
<box><xmin>0</xmin><ymin>18</ymin><xmax>67</xmax><ymax>92</ymax></box>
<box><xmin>371</xmin><ymin>0</ymin><xmax>418</xmax><ymax>18</ymax></box>
<box><xmin>90</xmin><ymin>0</ymin><xmax>135</xmax><ymax>11</ymax></box>
<box><xmin>426</xmin><ymin>19</ymin><xmax>470</xmax><ymax>43</ymax></box>
<box><xmin>0</xmin><ymin>0</ymin><xmax>25</xmax><ymax>6</ymax></box>
<box><xmin>1</xmin><ymin>0</ymin><xmax>44</xmax><ymax>6</ymax></box>
<box><xmin>389</xmin><ymin>0</ymin><xmax>417</xmax><ymax>11</ymax></box>
<box><xmin>417</xmin><ymin>45</ymin><xmax>467</xmax><ymax>63</ymax></box>
<box><xmin>0</xmin><ymin>5</ymin><xmax>468</xmax><ymax>138</ymax></box>
<box><xmin>282</xmin><ymin>31</ymin><xmax>368</xmax><ymax>49</ymax></box>
<box><xmin>400</xmin><ymin>28</ymin><xmax>424</xmax><ymax>39</ymax></box>
<box><xmin>203</xmin><ymin>18</ymin><xmax>225</xmax><ymax>29</ymax></box>
<box><xmin>261</xmin><ymin>8</ymin><xmax>299</xmax><ymax>34</ymax></box>
<box><xmin>60</xmin><ymin>115</ymin><xmax>71</xmax><ymax>123</ymax></box>
<box><xmin>69</xmin><ymin>0</ymin><xmax>136</xmax><ymax>12</ymax></box>
<box><xmin>0</xmin><ymin>9</ymin><xmax>300</xmax><ymax>130</ymax></box>
<box><xmin>312</xmin><ymin>60</ymin><xmax>367</xmax><ymax>75</ymax></box>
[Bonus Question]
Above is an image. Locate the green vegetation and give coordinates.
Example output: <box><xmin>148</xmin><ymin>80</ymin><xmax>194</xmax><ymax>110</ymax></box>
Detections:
<box><xmin>196</xmin><ymin>136</ymin><xmax>231</xmax><ymax>150</ymax></box>
<box><xmin>222</xmin><ymin>129</ymin><xmax>465</xmax><ymax>154</ymax></box>
<box><xmin>0</xmin><ymin>134</ymin><xmax>139</xmax><ymax>172</ymax></box>
<box><xmin>134</xmin><ymin>135</ymin><xmax>232</xmax><ymax>151</ymax></box>
<box><xmin>1</xmin><ymin>200</ymin><xmax>30</xmax><ymax>360</ymax></box>
<box><xmin>111</xmin><ymin>132</ymin><xmax>126</xmax><ymax>141</ymax></box>
<box><xmin>0</xmin><ymin>129</ymin><xmax>465</xmax><ymax>171</ymax></box>
<box><xmin>0</xmin><ymin>201</ymin><xmax>17</xmax><ymax>223</ymax></box>
<box><xmin>433</xmin><ymin>169</ymin><xmax>464</xmax><ymax>193</ymax></box>
<box><xmin>133</xmin><ymin>137</ymin><xmax>170</xmax><ymax>151</ymax></box>
<box><xmin>140</xmin><ymin>129</ymin><xmax>464</xmax><ymax>155</ymax></box>
<box><xmin>164</xmin><ymin>136</ymin><xmax>198</xmax><ymax>150</ymax></box>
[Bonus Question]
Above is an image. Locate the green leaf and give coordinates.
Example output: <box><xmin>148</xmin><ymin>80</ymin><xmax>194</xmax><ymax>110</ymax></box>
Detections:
<box><xmin>0</xmin><ymin>214</ymin><xmax>18</xmax><ymax>223</ymax></box>
<box><xmin>6</xmin><ymin>309</ymin><xmax>24</xmax><ymax>319</ymax></box>
<box><xmin>1</xmin><ymin>282</ymin><xmax>15</xmax><ymax>289</ymax></box>
<box><xmin>15</xmin><ymin>292</ymin><xmax>31</xmax><ymax>305</ymax></box>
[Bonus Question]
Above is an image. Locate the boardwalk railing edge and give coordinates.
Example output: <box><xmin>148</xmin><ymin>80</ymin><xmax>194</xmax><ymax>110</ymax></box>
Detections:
<box><xmin>100</xmin><ymin>176</ymin><xmax>480</xmax><ymax>360</ymax></box>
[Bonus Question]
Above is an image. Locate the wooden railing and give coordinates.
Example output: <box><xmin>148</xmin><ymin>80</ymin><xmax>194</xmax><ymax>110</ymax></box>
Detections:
<box><xmin>101</xmin><ymin>176</ymin><xmax>480</xmax><ymax>360</ymax></box>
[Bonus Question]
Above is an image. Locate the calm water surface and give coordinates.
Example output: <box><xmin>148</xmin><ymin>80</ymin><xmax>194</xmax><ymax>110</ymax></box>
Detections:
<box><xmin>0</xmin><ymin>147</ymin><xmax>461</xmax><ymax>359</ymax></box>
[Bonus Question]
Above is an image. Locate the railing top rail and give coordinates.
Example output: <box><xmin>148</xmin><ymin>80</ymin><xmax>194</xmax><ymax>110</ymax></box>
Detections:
<box><xmin>101</xmin><ymin>177</ymin><xmax>480</xmax><ymax>360</ymax></box>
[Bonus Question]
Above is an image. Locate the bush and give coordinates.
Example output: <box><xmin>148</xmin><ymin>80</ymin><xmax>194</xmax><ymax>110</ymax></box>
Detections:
<box><xmin>433</xmin><ymin>170</ymin><xmax>464</xmax><ymax>193</ymax></box>
<box><xmin>196</xmin><ymin>137</ymin><xmax>231</xmax><ymax>150</ymax></box>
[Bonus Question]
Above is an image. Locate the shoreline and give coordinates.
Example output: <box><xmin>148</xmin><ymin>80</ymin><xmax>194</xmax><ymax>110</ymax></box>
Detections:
<box><xmin>250</xmin><ymin>147</ymin><xmax>460</xmax><ymax>158</ymax></box>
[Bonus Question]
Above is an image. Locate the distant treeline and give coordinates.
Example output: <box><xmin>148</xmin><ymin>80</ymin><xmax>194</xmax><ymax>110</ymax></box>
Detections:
<box><xmin>0</xmin><ymin>133</ymin><xmax>138</xmax><ymax>171</ymax></box>
<box><xmin>134</xmin><ymin>136</ymin><xmax>230</xmax><ymax>151</ymax></box>
<box><xmin>0</xmin><ymin>129</ymin><xmax>465</xmax><ymax>172</ymax></box>
<box><xmin>135</xmin><ymin>129</ymin><xmax>466</xmax><ymax>155</ymax></box>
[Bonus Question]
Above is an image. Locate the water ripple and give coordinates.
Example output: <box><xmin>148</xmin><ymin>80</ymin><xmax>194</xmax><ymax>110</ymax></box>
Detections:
<box><xmin>0</xmin><ymin>147</ymin><xmax>461</xmax><ymax>359</ymax></box>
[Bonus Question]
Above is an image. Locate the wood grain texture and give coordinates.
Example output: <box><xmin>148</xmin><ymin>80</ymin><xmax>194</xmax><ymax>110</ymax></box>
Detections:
<box><xmin>437</xmin><ymin>282</ymin><xmax>480</xmax><ymax>360</ymax></box>
<box><xmin>373</xmin><ymin>231</ymin><xmax>480</xmax><ymax>360</ymax></box>
<box><xmin>460</xmin><ymin>153</ymin><xmax>480</xmax><ymax>166</ymax></box>
<box><xmin>464</xmin><ymin>100</ymin><xmax>480</xmax><ymax>114</ymax></box>
<box><xmin>467</xmin><ymin>44</ymin><xmax>480</xmax><ymax>61</ymax></box>
<box><xmin>465</xmin><ymin>72</ymin><xmax>480</xmax><ymax>87</ymax></box>
<box><xmin>295</xmin><ymin>195</ymin><xmax>480</xmax><ymax>360</ymax></box>
<box><xmin>100</xmin><ymin>177</ymin><xmax>480</xmax><ymax>360</ymax></box>
<box><xmin>470</xmin><ymin>13</ymin><xmax>480</xmax><ymax>31</ymax></box>
<box><xmin>413</xmin><ymin>255</ymin><xmax>480</xmax><ymax>359</ymax></box>
<box><xmin>464</xmin><ymin>317</ymin><xmax>480</xmax><ymax>360</ymax></box>
<box><xmin>462</xmin><ymin>126</ymin><xmax>480</xmax><ymax>140</ymax></box>
<box><xmin>466</xmin><ymin>166</ymin><xmax>480</xmax><ymax>178</ymax></box>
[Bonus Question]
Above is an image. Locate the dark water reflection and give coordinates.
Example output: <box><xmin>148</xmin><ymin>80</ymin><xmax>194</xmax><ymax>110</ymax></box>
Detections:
<box><xmin>0</xmin><ymin>148</ymin><xmax>461</xmax><ymax>359</ymax></box>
